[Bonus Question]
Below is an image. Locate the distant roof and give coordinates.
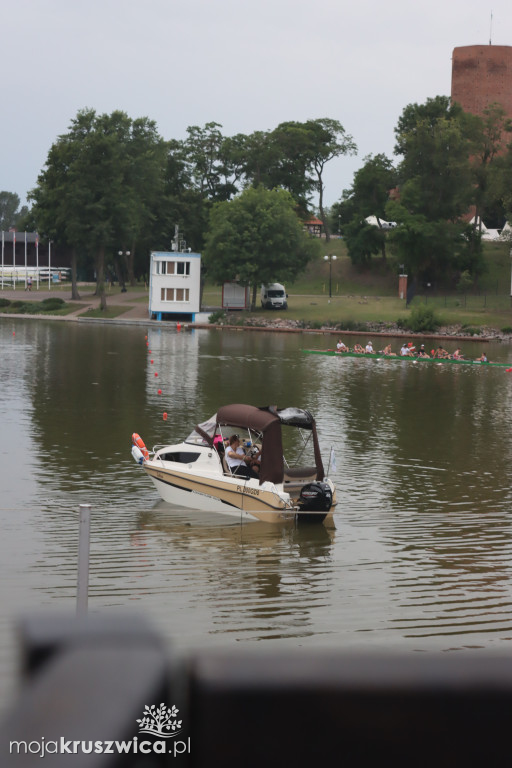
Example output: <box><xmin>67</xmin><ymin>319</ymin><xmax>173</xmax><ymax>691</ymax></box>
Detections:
<box><xmin>303</xmin><ymin>217</ymin><xmax>323</xmax><ymax>226</ymax></box>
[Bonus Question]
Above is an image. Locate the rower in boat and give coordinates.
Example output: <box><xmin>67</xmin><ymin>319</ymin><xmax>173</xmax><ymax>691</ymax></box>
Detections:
<box><xmin>336</xmin><ymin>339</ymin><xmax>348</xmax><ymax>353</ymax></box>
<box><xmin>417</xmin><ymin>344</ymin><xmax>430</xmax><ymax>358</ymax></box>
<box><xmin>476</xmin><ymin>352</ymin><xmax>488</xmax><ymax>363</ymax></box>
<box><xmin>365</xmin><ymin>341</ymin><xmax>374</xmax><ymax>354</ymax></box>
<box><xmin>452</xmin><ymin>347</ymin><xmax>464</xmax><ymax>360</ymax></box>
<box><xmin>354</xmin><ymin>343</ymin><xmax>365</xmax><ymax>354</ymax></box>
<box><xmin>382</xmin><ymin>344</ymin><xmax>396</xmax><ymax>356</ymax></box>
<box><xmin>400</xmin><ymin>343</ymin><xmax>414</xmax><ymax>357</ymax></box>
<box><xmin>434</xmin><ymin>345</ymin><xmax>450</xmax><ymax>359</ymax></box>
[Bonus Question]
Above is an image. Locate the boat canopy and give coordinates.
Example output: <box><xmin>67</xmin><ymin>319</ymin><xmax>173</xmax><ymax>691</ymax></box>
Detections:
<box><xmin>187</xmin><ymin>404</ymin><xmax>324</xmax><ymax>485</ymax></box>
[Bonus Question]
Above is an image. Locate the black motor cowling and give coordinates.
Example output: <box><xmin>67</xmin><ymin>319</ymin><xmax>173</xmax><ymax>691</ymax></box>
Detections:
<box><xmin>297</xmin><ymin>481</ymin><xmax>333</xmax><ymax>515</ymax></box>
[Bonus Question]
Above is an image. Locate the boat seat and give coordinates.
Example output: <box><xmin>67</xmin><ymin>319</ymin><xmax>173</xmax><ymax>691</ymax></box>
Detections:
<box><xmin>283</xmin><ymin>467</ymin><xmax>319</xmax><ymax>500</ymax></box>
<box><xmin>283</xmin><ymin>466</ymin><xmax>318</xmax><ymax>483</ymax></box>
<box><xmin>222</xmin><ymin>456</ymin><xmax>232</xmax><ymax>476</ymax></box>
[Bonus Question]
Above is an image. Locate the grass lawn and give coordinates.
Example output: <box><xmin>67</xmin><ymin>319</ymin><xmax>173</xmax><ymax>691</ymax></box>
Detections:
<box><xmin>202</xmin><ymin>240</ymin><xmax>512</xmax><ymax>332</ymax></box>
<box><xmin>80</xmin><ymin>305</ymin><xmax>134</xmax><ymax>319</ymax></box>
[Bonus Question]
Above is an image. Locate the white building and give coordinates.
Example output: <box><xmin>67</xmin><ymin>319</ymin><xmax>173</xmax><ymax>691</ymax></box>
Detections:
<box><xmin>149</xmin><ymin>251</ymin><xmax>201</xmax><ymax>321</ymax></box>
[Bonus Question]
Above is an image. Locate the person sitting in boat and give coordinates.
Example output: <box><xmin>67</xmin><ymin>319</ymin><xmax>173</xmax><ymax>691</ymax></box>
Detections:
<box><xmin>225</xmin><ymin>435</ymin><xmax>258</xmax><ymax>479</ymax></box>
<box><xmin>400</xmin><ymin>343</ymin><xmax>413</xmax><ymax>356</ymax></box>
<box><xmin>434</xmin><ymin>345</ymin><xmax>450</xmax><ymax>359</ymax></box>
<box><xmin>417</xmin><ymin>344</ymin><xmax>430</xmax><ymax>358</ymax></box>
<box><xmin>476</xmin><ymin>352</ymin><xmax>488</xmax><ymax>363</ymax></box>
<box><xmin>353</xmin><ymin>343</ymin><xmax>365</xmax><ymax>354</ymax></box>
<box><xmin>365</xmin><ymin>341</ymin><xmax>374</xmax><ymax>354</ymax></box>
<box><xmin>452</xmin><ymin>348</ymin><xmax>464</xmax><ymax>359</ymax></box>
<box><xmin>336</xmin><ymin>339</ymin><xmax>348</xmax><ymax>353</ymax></box>
<box><xmin>382</xmin><ymin>344</ymin><xmax>395</xmax><ymax>356</ymax></box>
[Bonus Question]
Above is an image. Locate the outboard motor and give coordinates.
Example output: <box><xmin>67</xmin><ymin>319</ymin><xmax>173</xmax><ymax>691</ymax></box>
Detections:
<box><xmin>296</xmin><ymin>481</ymin><xmax>333</xmax><ymax>522</ymax></box>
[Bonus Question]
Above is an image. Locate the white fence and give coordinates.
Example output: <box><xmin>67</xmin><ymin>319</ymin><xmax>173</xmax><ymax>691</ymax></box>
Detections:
<box><xmin>0</xmin><ymin>266</ymin><xmax>70</xmax><ymax>290</ymax></box>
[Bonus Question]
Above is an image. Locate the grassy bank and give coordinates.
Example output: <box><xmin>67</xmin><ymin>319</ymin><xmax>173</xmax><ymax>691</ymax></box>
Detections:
<box><xmin>203</xmin><ymin>240</ymin><xmax>512</xmax><ymax>334</ymax></box>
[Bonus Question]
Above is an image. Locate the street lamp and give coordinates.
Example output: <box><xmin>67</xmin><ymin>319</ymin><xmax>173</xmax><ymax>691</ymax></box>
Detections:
<box><xmin>118</xmin><ymin>250</ymin><xmax>130</xmax><ymax>293</ymax></box>
<box><xmin>324</xmin><ymin>254</ymin><xmax>337</xmax><ymax>300</ymax></box>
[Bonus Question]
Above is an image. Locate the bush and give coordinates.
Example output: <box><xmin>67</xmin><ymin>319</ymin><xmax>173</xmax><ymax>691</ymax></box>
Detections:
<box><xmin>397</xmin><ymin>304</ymin><xmax>441</xmax><ymax>333</ymax></box>
<box><xmin>11</xmin><ymin>300</ymin><xmax>25</xmax><ymax>308</ymax></box>
<box><xmin>461</xmin><ymin>325</ymin><xmax>481</xmax><ymax>336</ymax></box>
<box><xmin>501</xmin><ymin>326</ymin><xmax>512</xmax><ymax>334</ymax></box>
<box><xmin>339</xmin><ymin>319</ymin><xmax>366</xmax><ymax>332</ymax></box>
<box><xmin>457</xmin><ymin>270</ymin><xmax>473</xmax><ymax>294</ymax></box>
<box><xmin>208</xmin><ymin>309</ymin><xmax>226</xmax><ymax>324</ymax></box>
<box><xmin>39</xmin><ymin>298</ymin><xmax>66</xmax><ymax>312</ymax></box>
<box><xmin>41</xmin><ymin>297</ymin><xmax>65</xmax><ymax>307</ymax></box>
<box><xmin>0</xmin><ymin>298</ymin><xmax>11</xmax><ymax>308</ymax></box>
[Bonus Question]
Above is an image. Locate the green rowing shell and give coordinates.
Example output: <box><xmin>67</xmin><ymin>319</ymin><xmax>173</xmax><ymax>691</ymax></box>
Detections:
<box><xmin>302</xmin><ymin>349</ymin><xmax>510</xmax><ymax>368</ymax></box>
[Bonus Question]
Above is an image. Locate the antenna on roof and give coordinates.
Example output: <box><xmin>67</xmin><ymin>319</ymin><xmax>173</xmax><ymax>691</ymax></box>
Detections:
<box><xmin>489</xmin><ymin>10</ymin><xmax>493</xmax><ymax>45</ymax></box>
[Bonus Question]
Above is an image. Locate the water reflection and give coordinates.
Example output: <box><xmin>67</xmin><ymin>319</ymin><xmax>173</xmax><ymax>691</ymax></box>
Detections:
<box><xmin>3</xmin><ymin>319</ymin><xmax>512</xmax><ymax>703</ymax></box>
<box><xmin>131</xmin><ymin>506</ymin><xmax>335</xmax><ymax>641</ymax></box>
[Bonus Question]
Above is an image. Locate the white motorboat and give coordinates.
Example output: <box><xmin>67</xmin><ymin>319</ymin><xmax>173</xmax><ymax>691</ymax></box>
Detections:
<box><xmin>131</xmin><ymin>404</ymin><xmax>336</xmax><ymax>524</ymax></box>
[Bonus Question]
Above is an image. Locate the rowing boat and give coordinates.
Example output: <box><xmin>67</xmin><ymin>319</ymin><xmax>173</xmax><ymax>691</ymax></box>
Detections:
<box><xmin>302</xmin><ymin>349</ymin><xmax>511</xmax><ymax>369</ymax></box>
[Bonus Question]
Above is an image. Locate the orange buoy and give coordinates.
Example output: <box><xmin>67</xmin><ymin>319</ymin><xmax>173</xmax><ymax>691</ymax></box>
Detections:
<box><xmin>163</xmin><ymin>412</ymin><xmax>168</xmax><ymax>421</ymax></box>
<box><xmin>132</xmin><ymin>433</ymin><xmax>149</xmax><ymax>460</ymax></box>
<box><xmin>154</xmin><ymin>372</ymin><xmax>158</xmax><ymax>377</ymax></box>
<box><xmin>158</xmin><ymin>389</ymin><xmax>162</xmax><ymax>395</ymax></box>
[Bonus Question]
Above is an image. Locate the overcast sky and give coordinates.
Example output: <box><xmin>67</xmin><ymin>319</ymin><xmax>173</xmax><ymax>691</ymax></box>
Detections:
<box><xmin>4</xmin><ymin>0</ymin><xmax>512</xmax><ymax>212</ymax></box>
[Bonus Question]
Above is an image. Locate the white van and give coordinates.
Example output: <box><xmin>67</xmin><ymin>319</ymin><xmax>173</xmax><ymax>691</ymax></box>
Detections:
<box><xmin>260</xmin><ymin>283</ymin><xmax>288</xmax><ymax>310</ymax></box>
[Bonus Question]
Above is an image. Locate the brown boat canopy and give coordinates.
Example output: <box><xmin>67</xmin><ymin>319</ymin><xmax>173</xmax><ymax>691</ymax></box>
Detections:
<box><xmin>191</xmin><ymin>404</ymin><xmax>324</xmax><ymax>486</ymax></box>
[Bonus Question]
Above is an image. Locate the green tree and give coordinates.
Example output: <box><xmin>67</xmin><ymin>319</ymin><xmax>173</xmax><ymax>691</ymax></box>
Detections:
<box><xmin>338</xmin><ymin>154</ymin><xmax>397</xmax><ymax>266</ymax></box>
<box><xmin>465</xmin><ymin>103</ymin><xmax>512</xmax><ymax>230</ymax></box>
<box><xmin>30</xmin><ymin>108</ymin><xmax>167</xmax><ymax>306</ymax></box>
<box><xmin>0</xmin><ymin>191</ymin><xmax>28</xmax><ymax>230</ymax></box>
<box><xmin>204</xmin><ymin>186</ymin><xmax>321</xmax><ymax>309</ymax></box>
<box><xmin>388</xmin><ymin>96</ymin><xmax>481</xmax><ymax>283</ymax></box>
<box><xmin>184</xmin><ymin>122</ymin><xmax>237</xmax><ymax>201</ymax></box>
<box><xmin>265</xmin><ymin>121</ymin><xmax>317</xmax><ymax>213</ymax></box>
<box><xmin>303</xmin><ymin>118</ymin><xmax>357</xmax><ymax>240</ymax></box>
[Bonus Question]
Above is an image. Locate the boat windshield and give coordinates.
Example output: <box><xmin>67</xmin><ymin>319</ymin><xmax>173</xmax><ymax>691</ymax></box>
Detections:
<box><xmin>185</xmin><ymin>414</ymin><xmax>217</xmax><ymax>445</ymax></box>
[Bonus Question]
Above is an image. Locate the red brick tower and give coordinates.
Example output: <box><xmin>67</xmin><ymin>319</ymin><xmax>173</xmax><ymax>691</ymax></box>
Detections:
<box><xmin>451</xmin><ymin>45</ymin><xmax>512</xmax><ymax>118</ymax></box>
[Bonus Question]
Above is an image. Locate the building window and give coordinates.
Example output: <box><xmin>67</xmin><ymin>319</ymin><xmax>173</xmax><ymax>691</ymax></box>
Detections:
<box><xmin>176</xmin><ymin>261</ymin><xmax>190</xmax><ymax>276</ymax></box>
<box><xmin>176</xmin><ymin>288</ymin><xmax>190</xmax><ymax>302</ymax></box>
<box><xmin>160</xmin><ymin>287</ymin><xmax>189</xmax><ymax>303</ymax></box>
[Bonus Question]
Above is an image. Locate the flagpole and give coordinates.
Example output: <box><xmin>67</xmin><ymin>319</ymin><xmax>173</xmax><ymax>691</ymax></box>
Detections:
<box><xmin>24</xmin><ymin>231</ymin><xmax>27</xmax><ymax>289</ymax></box>
<box><xmin>36</xmin><ymin>234</ymin><xmax>39</xmax><ymax>290</ymax></box>
<box><xmin>13</xmin><ymin>231</ymin><xmax>16</xmax><ymax>290</ymax></box>
<box><xmin>1</xmin><ymin>231</ymin><xmax>4</xmax><ymax>290</ymax></box>
<box><xmin>48</xmin><ymin>240</ymin><xmax>51</xmax><ymax>290</ymax></box>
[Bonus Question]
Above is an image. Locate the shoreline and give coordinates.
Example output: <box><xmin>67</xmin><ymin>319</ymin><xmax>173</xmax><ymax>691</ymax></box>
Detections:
<box><xmin>1</xmin><ymin>285</ymin><xmax>510</xmax><ymax>343</ymax></box>
<box><xmin>0</xmin><ymin>311</ymin><xmax>503</xmax><ymax>344</ymax></box>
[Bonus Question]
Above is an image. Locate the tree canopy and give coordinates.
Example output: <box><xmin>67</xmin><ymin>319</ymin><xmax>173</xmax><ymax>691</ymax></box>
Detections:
<box><xmin>29</xmin><ymin>109</ymin><xmax>168</xmax><ymax>304</ymax></box>
<box><xmin>204</xmin><ymin>186</ymin><xmax>321</xmax><ymax>309</ymax></box>
<box><xmin>0</xmin><ymin>191</ymin><xmax>28</xmax><ymax>230</ymax></box>
<box><xmin>27</xmin><ymin>111</ymin><xmax>351</xmax><ymax>301</ymax></box>
<box><xmin>338</xmin><ymin>153</ymin><xmax>397</xmax><ymax>267</ymax></box>
<box><xmin>386</xmin><ymin>96</ymin><xmax>484</xmax><ymax>284</ymax></box>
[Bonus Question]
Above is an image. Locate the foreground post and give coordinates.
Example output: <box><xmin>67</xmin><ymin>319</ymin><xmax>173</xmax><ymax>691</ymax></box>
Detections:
<box><xmin>77</xmin><ymin>504</ymin><xmax>91</xmax><ymax>615</ymax></box>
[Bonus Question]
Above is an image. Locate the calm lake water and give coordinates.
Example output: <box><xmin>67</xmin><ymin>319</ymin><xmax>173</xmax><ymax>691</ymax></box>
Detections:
<box><xmin>2</xmin><ymin>318</ymin><xmax>512</xmax><ymax>707</ymax></box>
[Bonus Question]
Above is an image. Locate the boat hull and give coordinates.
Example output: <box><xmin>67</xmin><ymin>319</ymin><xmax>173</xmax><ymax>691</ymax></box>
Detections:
<box><xmin>143</xmin><ymin>462</ymin><xmax>329</xmax><ymax>523</ymax></box>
